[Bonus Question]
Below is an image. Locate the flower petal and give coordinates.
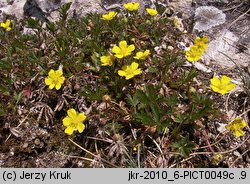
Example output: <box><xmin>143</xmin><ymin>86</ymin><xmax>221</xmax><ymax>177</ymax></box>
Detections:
<box><xmin>112</xmin><ymin>45</ymin><xmax>121</xmax><ymax>54</ymax></box>
<box><xmin>55</xmin><ymin>83</ymin><xmax>62</xmax><ymax>90</ymax></box>
<box><xmin>145</xmin><ymin>50</ymin><xmax>150</xmax><ymax>55</ymax></box>
<box><xmin>127</xmin><ymin>44</ymin><xmax>135</xmax><ymax>52</ymax></box>
<box><xmin>240</xmin><ymin>120</ymin><xmax>247</xmax><ymax>128</ymax></box>
<box><xmin>234</xmin><ymin>129</ymin><xmax>244</xmax><ymax>137</ymax></box>
<box><xmin>221</xmin><ymin>75</ymin><xmax>231</xmax><ymax>85</ymax></box>
<box><xmin>49</xmin><ymin>83</ymin><xmax>55</xmax><ymax>89</ymax></box>
<box><xmin>210</xmin><ymin>85</ymin><xmax>220</xmax><ymax>93</ymax></box>
<box><xmin>63</xmin><ymin>117</ymin><xmax>71</xmax><ymax>126</ymax></box>
<box><xmin>218</xmin><ymin>89</ymin><xmax>228</xmax><ymax>95</ymax></box>
<box><xmin>55</xmin><ymin>69</ymin><xmax>63</xmax><ymax>77</ymax></box>
<box><xmin>0</xmin><ymin>23</ymin><xmax>5</xmax><ymax>28</ymax></box>
<box><xmin>58</xmin><ymin>76</ymin><xmax>65</xmax><ymax>83</ymax></box>
<box><xmin>78</xmin><ymin>113</ymin><xmax>86</xmax><ymax>122</ymax></box>
<box><xmin>225</xmin><ymin>83</ymin><xmax>236</xmax><ymax>91</ymax></box>
<box><xmin>134</xmin><ymin>68</ymin><xmax>142</xmax><ymax>75</ymax></box>
<box><xmin>67</xmin><ymin>108</ymin><xmax>77</xmax><ymax>118</ymax></box>
<box><xmin>45</xmin><ymin>78</ymin><xmax>52</xmax><ymax>85</ymax></box>
<box><xmin>195</xmin><ymin>37</ymin><xmax>201</xmax><ymax>43</ymax></box>
<box><xmin>119</xmin><ymin>40</ymin><xmax>127</xmax><ymax>49</ymax></box>
<box><xmin>65</xmin><ymin>126</ymin><xmax>75</xmax><ymax>135</ymax></box>
<box><xmin>131</xmin><ymin>62</ymin><xmax>139</xmax><ymax>70</ymax></box>
<box><xmin>210</xmin><ymin>76</ymin><xmax>220</xmax><ymax>86</ymax></box>
<box><xmin>48</xmin><ymin>69</ymin><xmax>55</xmax><ymax>77</ymax></box>
<box><xmin>125</xmin><ymin>75</ymin><xmax>134</xmax><ymax>80</ymax></box>
<box><xmin>77</xmin><ymin>123</ymin><xmax>85</xmax><ymax>133</ymax></box>
<box><xmin>114</xmin><ymin>54</ymin><xmax>123</xmax><ymax>59</ymax></box>
<box><xmin>6</xmin><ymin>19</ymin><xmax>11</xmax><ymax>27</ymax></box>
<box><xmin>118</xmin><ymin>70</ymin><xmax>126</xmax><ymax>76</ymax></box>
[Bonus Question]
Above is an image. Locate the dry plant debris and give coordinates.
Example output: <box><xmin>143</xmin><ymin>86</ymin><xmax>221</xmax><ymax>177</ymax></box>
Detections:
<box><xmin>0</xmin><ymin>1</ymin><xmax>249</xmax><ymax>168</ymax></box>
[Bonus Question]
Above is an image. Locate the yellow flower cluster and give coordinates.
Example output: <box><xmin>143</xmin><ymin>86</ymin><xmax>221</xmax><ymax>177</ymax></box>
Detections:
<box><xmin>0</xmin><ymin>19</ymin><xmax>11</xmax><ymax>31</ymax></box>
<box><xmin>101</xmin><ymin>2</ymin><xmax>158</xmax><ymax>21</ymax></box>
<box><xmin>226</xmin><ymin>117</ymin><xmax>247</xmax><ymax>137</ymax></box>
<box><xmin>54</xmin><ymin>2</ymin><xmax>156</xmax><ymax>136</ymax></box>
<box><xmin>123</xmin><ymin>2</ymin><xmax>158</xmax><ymax>16</ymax></box>
<box><xmin>185</xmin><ymin>36</ymin><xmax>208</xmax><ymax>62</ymax></box>
<box><xmin>44</xmin><ymin>70</ymin><xmax>87</xmax><ymax>135</ymax></box>
<box><xmin>100</xmin><ymin>40</ymin><xmax>151</xmax><ymax>80</ymax></box>
<box><xmin>134</xmin><ymin>50</ymin><xmax>150</xmax><ymax>60</ymax></box>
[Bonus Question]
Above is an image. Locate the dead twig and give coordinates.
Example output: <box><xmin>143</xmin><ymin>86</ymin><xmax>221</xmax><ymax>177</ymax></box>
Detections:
<box><xmin>68</xmin><ymin>138</ymin><xmax>118</xmax><ymax>168</ymax></box>
<box><xmin>228</xmin><ymin>8</ymin><xmax>250</xmax><ymax>28</ymax></box>
<box><xmin>230</xmin><ymin>148</ymin><xmax>250</xmax><ymax>167</ymax></box>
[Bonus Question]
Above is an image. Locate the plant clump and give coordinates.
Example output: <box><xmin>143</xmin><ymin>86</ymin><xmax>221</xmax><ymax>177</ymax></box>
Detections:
<box><xmin>0</xmin><ymin>2</ymin><xmax>249</xmax><ymax>168</ymax></box>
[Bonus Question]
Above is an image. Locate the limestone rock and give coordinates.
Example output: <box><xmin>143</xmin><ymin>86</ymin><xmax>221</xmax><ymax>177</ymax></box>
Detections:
<box><xmin>194</xmin><ymin>6</ymin><xmax>226</xmax><ymax>31</ymax></box>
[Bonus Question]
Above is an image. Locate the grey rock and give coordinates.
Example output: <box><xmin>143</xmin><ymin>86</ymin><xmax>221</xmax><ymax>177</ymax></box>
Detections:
<box><xmin>23</xmin><ymin>0</ymin><xmax>48</xmax><ymax>22</ymax></box>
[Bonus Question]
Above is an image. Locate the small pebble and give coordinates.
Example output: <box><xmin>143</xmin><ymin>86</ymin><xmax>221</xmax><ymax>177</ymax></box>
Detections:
<box><xmin>34</xmin><ymin>138</ymin><xmax>41</xmax><ymax>145</ymax></box>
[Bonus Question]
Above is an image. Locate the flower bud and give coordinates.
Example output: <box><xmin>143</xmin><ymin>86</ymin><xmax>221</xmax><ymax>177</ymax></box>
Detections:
<box><xmin>102</xmin><ymin>95</ymin><xmax>111</xmax><ymax>103</ymax></box>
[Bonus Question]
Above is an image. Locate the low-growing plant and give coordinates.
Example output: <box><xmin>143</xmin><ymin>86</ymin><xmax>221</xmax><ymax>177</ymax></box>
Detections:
<box><xmin>0</xmin><ymin>2</ymin><xmax>247</xmax><ymax>167</ymax></box>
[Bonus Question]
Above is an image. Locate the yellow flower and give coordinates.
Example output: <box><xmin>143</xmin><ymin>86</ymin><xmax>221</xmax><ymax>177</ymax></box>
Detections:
<box><xmin>102</xmin><ymin>94</ymin><xmax>111</xmax><ymax>103</ymax></box>
<box><xmin>172</xmin><ymin>17</ymin><xmax>185</xmax><ymax>32</ymax></box>
<box><xmin>173</xmin><ymin>19</ymin><xmax>179</xmax><ymax>28</ymax></box>
<box><xmin>146</xmin><ymin>8</ymin><xmax>158</xmax><ymax>16</ymax></box>
<box><xmin>63</xmin><ymin>108</ymin><xmax>86</xmax><ymax>135</ymax></box>
<box><xmin>185</xmin><ymin>45</ymin><xmax>203</xmax><ymax>62</ymax></box>
<box><xmin>0</xmin><ymin>19</ymin><xmax>11</xmax><ymax>31</ymax></box>
<box><xmin>112</xmin><ymin>40</ymin><xmax>135</xmax><ymax>59</ymax></box>
<box><xmin>124</xmin><ymin>2</ymin><xmax>140</xmax><ymax>11</ymax></box>
<box><xmin>225</xmin><ymin>117</ymin><xmax>247</xmax><ymax>137</ymax></box>
<box><xmin>45</xmin><ymin>69</ymin><xmax>65</xmax><ymax>90</ymax></box>
<box><xmin>195</xmin><ymin>36</ymin><xmax>208</xmax><ymax>45</ymax></box>
<box><xmin>101</xmin><ymin>11</ymin><xmax>118</xmax><ymax>21</ymax></box>
<box><xmin>210</xmin><ymin>75</ymin><xmax>236</xmax><ymax>95</ymax></box>
<box><xmin>134</xmin><ymin>50</ymin><xmax>150</xmax><ymax>60</ymax></box>
<box><xmin>100</xmin><ymin>55</ymin><xmax>115</xmax><ymax>66</ymax></box>
<box><xmin>194</xmin><ymin>36</ymin><xmax>208</xmax><ymax>51</ymax></box>
<box><xmin>212</xmin><ymin>153</ymin><xmax>223</xmax><ymax>165</ymax></box>
<box><xmin>118</xmin><ymin>62</ymin><xmax>141</xmax><ymax>80</ymax></box>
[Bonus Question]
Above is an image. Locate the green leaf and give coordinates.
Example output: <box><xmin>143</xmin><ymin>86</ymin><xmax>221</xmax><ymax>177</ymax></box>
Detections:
<box><xmin>25</xmin><ymin>18</ymin><xmax>40</xmax><ymax>29</ymax></box>
<box><xmin>91</xmin><ymin>52</ymin><xmax>100</xmax><ymax>69</ymax></box>
<box><xmin>0</xmin><ymin>85</ymin><xmax>10</xmax><ymax>96</ymax></box>
<box><xmin>79</xmin><ymin>85</ymin><xmax>108</xmax><ymax>101</ymax></box>
<box><xmin>0</xmin><ymin>103</ymin><xmax>6</xmax><ymax>116</ymax></box>
<box><xmin>171</xmin><ymin>136</ymin><xmax>195</xmax><ymax>157</ymax></box>
<box><xmin>148</xmin><ymin>67</ymin><xmax>158</xmax><ymax>73</ymax></box>
<box><xmin>183</xmin><ymin>69</ymin><xmax>197</xmax><ymax>84</ymax></box>
<box><xmin>54</xmin><ymin>36</ymin><xmax>68</xmax><ymax>57</ymax></box>
<box><xmin>145</xmin><ymin>85</ymin><xmax>159</xmax><ymax>102</ymax></box>
<box><xmin>46</xmin><ymin>22</ymin><xmax>57</xmax><ymax>33</ymax></box>
<box><xmin>165</xmin><ymin>94</ymin><xmax>178</xmax><ymax>109</ymax></box>
<box><xmin>127</xmin><ymin>94</ymin><xmax>139</xmax><ymax>107</ymax></box>
<box><xmin>59</xmin><ymin>2</ymin><xmax>72</xmax><ymax>19</ymax></box>
<box><xmin>156</xmin><ymin>120</ymin><xmax>170</xmax><ymax>134</ymax></box>
<box><xmin>151</xmin><ymin>104</ymin><xmax>161</xmax><ymax>124</ymax></box>
<box><xmin>134</xmin><ymin>112</ymin><xmax>154</xmax><ymax>125</ymax></box>
<box><xmin>14</xmin><ymin>92</ymin><xmax>23</xmax><ymax>105</ymax></box>
<box><xmin>134</xmin><ymin>90</ymin><xmax>150</xmax><ymax>105</ymax></box>
<box><xmin>173</xmin><ymin>112</ymin><xmax>185</xmax><ymax>124</ymax></box>
<box><xmin>0</xmin><ymin>58</ymin><xmax>11</xmax><ymax>70</ymax></box>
